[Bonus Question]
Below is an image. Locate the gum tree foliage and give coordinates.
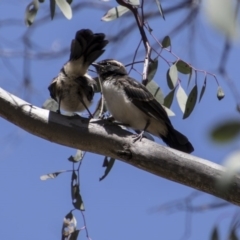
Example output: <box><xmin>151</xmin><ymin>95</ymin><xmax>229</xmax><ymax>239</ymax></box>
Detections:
<box><xmin>1</xmin><ymin>0</ymin><xmax>240</xmax><ymax>239</ymax></box>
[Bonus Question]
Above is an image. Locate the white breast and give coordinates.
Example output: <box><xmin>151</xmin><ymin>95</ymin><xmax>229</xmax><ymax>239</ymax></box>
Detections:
<box><xmin>102</xmin><ymin>80</ymin><xmax>147</xmax><ymax>130</ymax></box>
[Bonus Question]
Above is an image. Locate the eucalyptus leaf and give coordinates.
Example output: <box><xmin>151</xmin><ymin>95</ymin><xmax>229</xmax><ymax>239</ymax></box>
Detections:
<box><xmin>55</xmin><ymin>0</ymin><xmax>72</xmax><ymax>19</ymax></box>
<box><xmin>163</xmin><ymin>89</ymin><xmax>175</xmax><ymax>108</ymax></box>
<box><xmin>147</xmin><ymin>58</ymin><xmax>158</xmax><ymax>81</ymax></box>
<box><xmin>25</xmin><ymin>0</ymin><xmax>39</xmax><ymax>26</ymax></box>
<box><xmin>168</xmin><ymin>64</ymin><xmax>178</xmax><ymax>89</ymax></box>
<box><xmin>50</xmin><ymin>0</ymin><xmax>55</xmax><ymax>20</ymax></box>
<box><xmin>146</xmin><ymin>80</ymin><xmax>164</xmax><ymax>105</ymax></box>
<box><xmin>211</xmin><ymin>120</ymin><xmax>240</xmax><ymax>143</ymax></box>
<box><xmin>102</xmin><ymin>5</ymin><xmax>129</xmax><ymax>21</ymax></box>
<box><xmin>176</xmin><ymin>84</ymin><xmax>187</xmax><ymax>113</ymax></box>
<box><xmin>100</xmin><ymin>157</ymin><xmax>115</xmax><ymax>181</ymax></box>
<box><xmin>183</xmin><ymin>85</ymin><xmax>198</xmax><ymax>119</ymax></box>
<box><xmin>40</xmin><ymin>170</ymin><xmax>66</xmax><ymax>180</ymax></box>
<box><xmin>176</xmin><ymin>60</ymin><xmax>191</xmax><ymax>74</ymax></box>
<box><xmin>162</xmin><ymin>36</ymin><xmax>171</xmax><ymax>48</ymax></box>
<box><xmin>155</xmin><ymin>0</ymin><xmax>165</xmax><ymax>19</ymax></box>
<box><xmin>68</xmin><ymin>150</ymin><xmax>84</xmax><ymax>162</ymax></box>
<box><xmin>217</xmin><ymin>86</ymin><xmax>225</xmax><ymax>100</ymax></box>
<box><xmin>163</xmin><ymin>106</ymin><xmax>175</xmax><ymax>117</ymax></box>
<box><xmin>199</xmin><ymin>76</ymin><xmax>207</xmax><ymax>102</ymax></box>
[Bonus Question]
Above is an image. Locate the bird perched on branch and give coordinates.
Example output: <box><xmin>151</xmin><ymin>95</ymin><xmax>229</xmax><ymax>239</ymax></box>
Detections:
<box><xmin>48</xmin><ymin>29</ymin><xmax>108</xmax><ymax>116</ymax></box>
<box><xmin>92</xmin><ymin>59</ymin><xmax>194</xmax><ymax>153</ymax></box>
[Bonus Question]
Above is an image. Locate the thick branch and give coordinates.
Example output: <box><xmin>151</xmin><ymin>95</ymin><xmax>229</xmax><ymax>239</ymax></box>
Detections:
<box><xmin>0</xmin><ymin>87</ymin><xmax>240</xmax><ymax>205</ymax></box>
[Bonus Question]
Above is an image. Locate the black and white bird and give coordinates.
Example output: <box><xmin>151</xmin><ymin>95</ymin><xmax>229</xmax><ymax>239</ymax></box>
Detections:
<box><xmin>48</xmin><ymin>29</ymin><xmax>108</xmax><ymax>115</ymax></box>
<box><xmin>93</xmin><ymin>59</ymin><xmax>194</xmax><ymax>153</ymax></box>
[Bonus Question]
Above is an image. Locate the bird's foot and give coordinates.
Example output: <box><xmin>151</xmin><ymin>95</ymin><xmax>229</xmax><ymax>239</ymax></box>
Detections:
<box><xmin>132</xmin><ymin>131</ymin><xmax>144</xmax><ymax>143</ymax></box>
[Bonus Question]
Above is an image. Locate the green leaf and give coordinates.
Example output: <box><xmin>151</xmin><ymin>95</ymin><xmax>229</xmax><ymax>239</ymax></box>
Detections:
<box><xmin>102</xmin><ymin>5</ymin><xmax>129</xmax><ymax>21</ymax></box>
<box><xmin>211</xmin><ymin>226</ymin><xmax>219</xmax><ymax>240</ymax></box>
<box><xmin>147</xmin><ymin>58</ymin><xmax>158</xmax><ymax>81</ymax></box>
<box><xmin>211</xmin><ymin>120</ymin><xmax>240</xmax><ymax>143</ymax></box>
<box><xmin>176</xmin><ymin>84</ymin><xmax>187</xmax><ymax>113</ymax></box>
<box><xmin>163</xmin><ymin>106</ymin><xmax>175</xmax><ymax>117</ymax></box>
<box><xmin>176</xmin><ymin>60</ymin><xmax>192</xmax><ymax>74</ymax></box>
<box><xmin>50</xmin><ymin>0</ymin><xmax>55</xmax><ymax>20</ymax></box>
<box><xmin>69</xmin><ymin>230</ymin><xmax>80</xmax><ymax>240</ymax></box>
<box><xmin>163</xmin><ymin>89</ymin><xmax>175</xmax><ymax>108</ymax></box>
<box><xmin>55</xmin><ymin>0</ymin><xmax>72</xmax><ymax>19</ymax></box>
<box><xmin>68</xmin><ymin>150</ymin><xmax>84</xmax><ymax>162</ymax></box>
<box><xmin>183</xmin><ymin>85</ymin><xmax>198</xmax><ymax>119</ymax></box>
<box><xmin>187</xmin><ymin>68</ymin><xmax>192</xmax><ymax>87</ymax></box>
<box><xmin>146</xmin><ymin>80</ymin><xmax>164</xmax><ymax>104</ymax></box>
<box><xmin>217</xmin><ymin>86</ymin><xmax>225</xmax><ymax>100</ymax></box>
<box><xmin>162</xmin><ymin>36</ymin><xmax>171</xmax><ymax>48</ymax></box>
<box><xmin>62</xmin><ymin>211</ymin><xmax>78</xmax><ymax>239</ymax></box>
<box><xmin>155</xmin><ymin>0</ymin><xmax>165</xmax><ymax>19</ymax></box>
<box><xmin>167</xmin><ymin>64</ymin><xmax>178</xmax><ymax>89</ymax></box>
<box><xmin>40</xmin><ymin>170</ymin><xmax>66</xmax><ymax>180</ymax></box>
<box><xmin>199</xmin><ymin>76</ymin><xmax>207</xmax><ymax>102</ymax></box>
<box><xmin>71</xmin><ymin>171</ymin><xmax>84</xmax><ymax>210</ymax></box>
<box><xmin>99</xmin><ymin>157</ymin><xmax>115</xmax><ymax>181</ymax></box>
<box><xmin>25</xmin><ymin>0</ymin><xmax>39</xmax><ymax>26</ymax></box>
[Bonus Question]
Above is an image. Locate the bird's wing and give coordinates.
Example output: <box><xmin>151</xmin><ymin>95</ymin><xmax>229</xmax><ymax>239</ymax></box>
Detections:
<box><xmin>121</xmin><ymin>76</ymin><xmax>173</xmax><ymax>127</ymax></box>
<box><xmin>75</xmin><ymin>75</ymin><xmax>95</xmax><ymax>102</ymax></box>
<box><xmin>48</xmin><ymin>78</ymin><xmax>58</xmax><ymax>102</ymax></box>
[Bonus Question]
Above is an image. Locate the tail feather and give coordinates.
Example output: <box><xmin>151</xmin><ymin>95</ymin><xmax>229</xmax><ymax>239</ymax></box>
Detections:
<box><xmin>161</xmin><ymin>128</ymin><xmax>194</xmax><ymax>153</ymax></box>
<box><xmin>70</xmin><ymin>29</ymin><xmax>108</xmax><ymax>64</ymax></box>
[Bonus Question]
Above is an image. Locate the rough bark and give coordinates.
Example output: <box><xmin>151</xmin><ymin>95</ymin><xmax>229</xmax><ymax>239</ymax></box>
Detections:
<box><xmin>0</xmin><ymin>87</ymin><xmax>239</xmax><ymax>205</ymax></box>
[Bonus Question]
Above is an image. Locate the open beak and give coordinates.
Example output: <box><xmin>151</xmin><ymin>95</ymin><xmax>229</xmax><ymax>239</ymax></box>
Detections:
<box><xmin>91</xmin><ymin>62</ymin><xmax>100</xmax><ymax>68</ymax></box>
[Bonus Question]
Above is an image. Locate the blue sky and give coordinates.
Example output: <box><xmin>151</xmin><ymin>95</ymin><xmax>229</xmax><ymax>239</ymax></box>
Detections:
<box><xmin>0</xmin><ymin>1</ymin><xmax>240</xmax><ymax>240</ymax></box>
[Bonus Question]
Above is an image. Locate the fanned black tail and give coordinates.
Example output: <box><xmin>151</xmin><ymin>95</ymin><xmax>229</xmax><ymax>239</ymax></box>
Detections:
<box><xmin>161</xmin><ymin>128</ymin><xmax>194</xmax><ymax>153</ymax></box>
<box><xmin>70</xmin><ymin>29</ymin><xmax>108</xmax><ymax>65</ymax></box>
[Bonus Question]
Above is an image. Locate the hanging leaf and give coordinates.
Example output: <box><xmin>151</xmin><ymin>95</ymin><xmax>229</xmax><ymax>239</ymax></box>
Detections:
<box><xmin>42</xmin><ymin>98</ymin><xmax>59</xmax><ymax>112</ymax></box>
<box><xmin>128</xmin><ymin>0</ymin><xmax>140</xmax><ymax>6</ymax></box>
<box><xmin>211</xmin><ymin>226</ymin><xmax>219</xmax><ymax>240</ymax></box>
<box><xmin>147</xmin><ymin>58</ymin><xmax>158</xmax><ymax>81</ymax></box>
<box><xmin>167</xmin><ymin>64</ymin><xmax>178</xmax><ymax>89</ymax></box>
<box><xmin>55</xmin><ymin>0</ymin><xmax>72</xmax><ymax>19</ymax></box>
<box><xmin>217</xmin><ymin>86</ymin><xmax>225</xmax><ymax>100</ymax></box>
<box><xmin>163</xmin><ymin>89</ymin><xmax>175</xmax><ymax>108</ymax></box>
<box><xmin>162</xmin><ymin>36</ymin><xmax>171</xmax><ymax>48</ymax></box>
<box><xmin>71</xmin><ymin>171</ymin><xmax>84</xmax><ymax>210</ymax></box>
<box><xmin>99</xmin><ymin>157</ymin><xmax>115</xmax><ymax>181</ymax></box>
<box><xmin>146</xmin><ymin>80</ymin><xmax>164</xmax><ymax>104</ymax></box>
<box><xmin>69</xmin><ymin>230</ymin><xmax>80</xmax><ymax>240</ymax></box>
<box><xmin>25</xmin><ymin>0</ymin><xmax>39</xmax><ymax>26</ymax></box>
<box><xmin>187</xmin><ymin>69</ymin><xmax>192</xmax><ymax>87</ymax></box>
<box><xmin>199</xmin><ymin>76</ymin><xmax>207</xmax><ymax>102</ymax></box>
<box><xmin>163</xmin><ymin>106</ymin><xmax>175</xmax><ymax>116</ymax></box>
<box><xmin>176</xmin><ymin>84</ymin><xmax>187</xmax><ymax>113</ymax></box>
<box><xmin>204</xmin><ymin>0</ymin><xmax>238</xmax><ymax>40</ymax></box>
<box><xmin>68</xmin><ymin>150</ymin><xmax>84</xmax><ymax>162</ymax></box>
<box><xmin>102</xmin><ymin>5</ymin><xmax>129</xmax><ymax>21</ymax></box>
<box><xmin>40</xmin><ymin>170</ymin><xmax>66</xmax><ymax>180</ymax></box>
<box><xmin>155</xmin><ymin>0</ymin><xmax>165</xmax><ymax>19</ymax></box>
<box><xmin>176</xmin><ymin>60</ymin><xmax>192</xmax><ymax>74</ymax></box>
<box><xmin>62</xmin><ymin>211</ymin><xmax>78</xmax><ymax>239</ymax></box>
<box><xmin>183</xmin><ymin>85</ymin><xmax>198</xmax><ymax>119</ymax></box>
<box><xmin>50</xmin><ymin>0</ymin><xmax>55</xmax><ymax>19</ymax></box>
<box><xmin>211</xmin><ymin>120</ymin><xmax>240</xmax><ymax>143</ymax></box>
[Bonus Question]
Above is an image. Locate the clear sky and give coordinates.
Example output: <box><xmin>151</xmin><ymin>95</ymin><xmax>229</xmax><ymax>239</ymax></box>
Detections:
<box><xmin>0</xmin><ymin>1</ymin><xmax>240</xmax><ymax>240</ymax></box>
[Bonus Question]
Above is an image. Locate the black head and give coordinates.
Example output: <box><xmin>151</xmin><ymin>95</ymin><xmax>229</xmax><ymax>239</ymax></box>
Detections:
<box><xmin>92</xmin><ymin>59</ymin><xmax>127</xmax><ymax>76</ymax></box>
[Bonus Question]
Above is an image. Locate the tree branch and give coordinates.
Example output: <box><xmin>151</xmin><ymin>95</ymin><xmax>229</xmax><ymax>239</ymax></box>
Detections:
<box><xmin>0</xmin><ymin>87</ymin><xmax>240</xmax><ymax>206</ymax></box>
